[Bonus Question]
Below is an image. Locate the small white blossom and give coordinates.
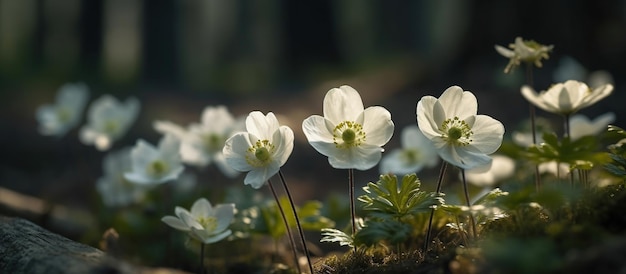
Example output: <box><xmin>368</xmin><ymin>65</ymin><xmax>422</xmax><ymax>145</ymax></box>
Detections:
<box><xmin>124</xmin><ymin>134</ymin><xmax>184</xmax><ymax>185</ymax></box>
<box><xmin>569</xmin><ymin>112</ymin><xmax>615</xmax><ymax>141</ymax></box>
<box><xmin>36</xmin><ymin>82</ymin><xmax>89</xmax><ymax>137</ymax></box>
<box><xmin>223</xmin><ymin>111</ymin><xmax>294</xmax><ymax>189</ymax></box>
<box><xmin>154</xmin><ymin>106</ymin><xmax>243</xmax><ymax>178</ymax></box>
<box><xmin>302</xmin><ymin>85</ymin><xmax>394</xmax><ymax>170</ymax></box>
<box><xmin>416</xmin><ymin>86</ymin><xmax>505</xmax><ymax>169</ymax></box>
<box><xmin>495</xmin><ymin>37</ymin><xmax>553</xmax><ymax>73</ymax></box>
<box><xmin>162</xmin><ymin>198</ymin><xmax>235</xmax><ymax>244</ymax></box>
<box><xmin>379</xmin><ymin>125</ymin><xmax>439</xmax><ymax>175</ymax></box>
<box><xmin>80</xmin><ymin>95</ymin><xmax>140</xmax><ymax>151</ymax></box>
<box><xmin>521</xmin><ymin>80</ymin><xmax>613</xmax><ymax>116</ymax></box>
<box><xmin>464</xmin><ymin>155</ymin><xmax>515</xmax><ymax>187</ymax></box>
<box><xmin>96</xmin><ymin>147</ymin><xmax>147</xmax><ymax>207</ymax></box>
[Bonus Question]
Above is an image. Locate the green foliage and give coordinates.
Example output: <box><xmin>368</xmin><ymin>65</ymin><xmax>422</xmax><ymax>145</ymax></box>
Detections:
<box><xmin>358</xmin><ymin>173</ymin><xmax>443</xmax><ymax>220</ymax></box>
<box><xmin>356</xmin><ymin>219</ymin><xmax>412</xmax><ymax>246</ymax></box>
<box><xmin>605</xmin><ymin>125</ymin><xmax>626</xmax><ymax>179</ymax></box>
<box><xmin>525</xmin><ymin>132</ymin><xmax>606</xmax><ymax>170</ymax></box>
<box><xmin>320</xmin><ymin>228</ymin><xmax>355</xmax><ymax>247</ymax></box>
<box><xmin>253</xmin><ymin>196</ymin><xmax>335</xmax><ymax>239</ymax></box>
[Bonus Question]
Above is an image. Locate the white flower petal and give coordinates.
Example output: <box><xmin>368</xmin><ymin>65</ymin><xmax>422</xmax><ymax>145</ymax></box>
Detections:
<box><xmin>213</xmin><ymin>204</ymin><xmax>235</xmax><ymax>232</ymax></box>
<box><xmin>379</xmin><ymin>149</ymin><xmax>423</xmax><ymax>175</ymax></box>
<box><xmin>191</xmin><ymin>198</ymin><xmax>213</xmax><ymax>219</ymax></box>
<box><xmin>494</xmin><ymin>45</ymin><xmax>515</xmax><ymax>58</ymax></box>
<box><xmin>154</xmin><ymin>120</ymin><xmax>188</xmax><ymax>140</ymax></box>
<box><xmin>223</xmin><ymin>133</ymin><xmax>254</xmax><ymax>172</ymax></box>
<box><xmin>328</xmin><ymin>144</ymin><xmax>382</xmax><ymax>170</ymax></box>
<box><xmin>438</xmin><ymin>86</ymin><xmax>478</xmax><ymax>119</ymax></box>
<box><xmin>323</xmin><ymin>85</ymin><xmax>365</xmax><ymax>123</ymax></box>
<box><xmin>246</xmin><ymin>111</ymin><xmax>279</xmax><ymax>139</ymax></box>
<box><xmin>272</xmin><ymin>126</ymin><xmax>294</xmax><ymax>167</ymax></box>
<box><xmin>362</xmin><ymin>106</ymin><xmax>394</xmax><ymax>146</ymax></box>
<box><xmin>244</xmin><ymin>168</ymin><xmax>274</xmax><ymax>189</ymax></box>
<box><xmin>161</xmin><ymin>216</ymin><xmax>190</xmax><ymax>231</ymax></box>
<box><xmin>302</xmin><ymin>115</ymin><xmax>335</xmax><ymax>144</ymax></box>
<box><xmin>469</xmin><ymin>115</ymin><xmax>505</xmax><ymax>154</ymax></box>
<box><xmin>416</xmin><ymin>96</ymin><xmax>443</xmax><ymax>139</ymax></box>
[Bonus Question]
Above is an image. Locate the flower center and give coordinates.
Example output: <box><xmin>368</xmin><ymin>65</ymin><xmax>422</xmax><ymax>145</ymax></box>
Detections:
<box><xmin>246</xmin><ymin>139</ymin><xmax>275</xmax><ymax>167</ymax></box>
<box><xmin>402</xmin><ymin>150</ymin><xmax>420</xmax><ymax>163</ymax></box>
<box><xmin>147</xmin><ymin>160</ymin><xmax>169</xmax><ymax>176</ymax></box>
<box><xmin>56</xmin><ymin>107</ymin><xmax>72</xmax><ymax>123</ymax></box>
<box><xmin>441</xmin><ymin>116</ymin><xmax>473</xmax><ymax>146</ymax></box>
<box><xmin>104</xmin><ymin>120</ymin><xmax>119</xmax><ymax>134</ymax></box>
<box><xmin>203</xmin><ymin>133</ymin><xmax>224</xmax><ymax>153</ymax></box>
<box><xmin>333</xmin><ymin>121</ymin><xmax>366</xmax><ymax>149</ymax></box>
<box><xmin>197</xmin><ymin>216</ymin><xmax>218</xmax><ymax>232</ymax></box>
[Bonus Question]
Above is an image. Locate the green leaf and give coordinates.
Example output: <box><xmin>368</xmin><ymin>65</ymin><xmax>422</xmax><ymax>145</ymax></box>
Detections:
<box><xmin>358</xmin><ymin>173</ymin><xmax>443</xmax><ymax>220</ymax></box>
<box><xmin>320</xmin><ymin>228</ymin><xmax>354</xmax><ymax>247</ymax></box>
<box><xmin>355</xmin><ymin>219</ymin><xmax>412</xmax><ymax>246</ymax></box>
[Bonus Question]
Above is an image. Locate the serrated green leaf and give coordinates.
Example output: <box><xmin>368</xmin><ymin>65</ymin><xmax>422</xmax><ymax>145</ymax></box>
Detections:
<box><xmin>320</xmin><ymin>228</ymin><xmax>354</xmax><ymax>247</ymax></box>
<box><xmin>358</xmin><ymin>173</ymin><xmax>443</xmax><ymax>220</ymax></box>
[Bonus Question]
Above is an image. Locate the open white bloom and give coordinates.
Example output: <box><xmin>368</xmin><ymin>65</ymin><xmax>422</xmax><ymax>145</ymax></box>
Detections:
<box><xmin>465</xmin><ymin>155</ymin><xmax>515</xmax><ymax>187</ymax></box>
<box><xmin>495</xmin><ymin>36</ymin><xmax>553</xmax><ymax>73</ymax></box>
<box><xmin>124</xmin><ymin>134</ymin><xmax>184</xmax><ymax>185</ymax></box>
<box><xmin>161</xmin><ymin>198</ymin><xmax>235</xmax><ymax>244</ymax></box>
<box><xmin>302</xmin><ymin>85</ymin><xmax>394</xmax><ymax>170</ymax></box>
<box><xmin>570</xmin><ymin>112</ymin><xmax>615</xmax><ymax>141</ymax></box>
<box><xmin>96</xmin><ymin>147</ymin><xmax>147</xmax><ymax>207</ymax></box>
<box><xmin>223</xmin><ymin>111</ymin><xmax>294</xmax><ymax>189</ymax></box>
<box><xmin>80</xmin><ymin>95</ymin><xmax>140</xmax><ymax>151</ymax></box>
<box><xmin>36</xmin><ymin>82</ymin><xmax>89</xmax><ymax>137</ymax></box>
<box><xmin>379</xmin><ymin>125</ymin><xmax>439</xmax><ymax>175</ymax></box>
<box><xmin>154</xmin><ymin>106</ymin><xmax>243</xmax><ymax>178</ymax></box>
<box><xmin>521</xmin><ymin>80</ymin><xmax>613</xmax><ymax>116</ymax></box>
<box><xmin>417</xmin><ymin>86</ymin><xmax>505</xmax><ymax>169</ymax></box>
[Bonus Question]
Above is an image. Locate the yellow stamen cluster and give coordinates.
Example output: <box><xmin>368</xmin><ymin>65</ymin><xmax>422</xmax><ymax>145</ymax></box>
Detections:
<box><xmin>56</xmin><ymin>107</ymin><xmax>72</xmax><ymax>123</ymax></box>
<box><xmin>441</xmin><ymin>116</ymin><xmax>473</xmax><ymax>146</ymax></box>
<box><xmin>198</xmin><ymin>216</ymin><xmax>218</xmax><ymax>232</ymax></box>
<box><xmin>402</xmin><ymin>150</ymin><xmax>420</xmax><ymax>163</ymax></box>
<box><xmin>147</xmin><ymin>160</ymin><xmax>169</xmax><ymax>176</ymax></box>
<box><xmin>104</xmin><ymin>120</ymin><xmax>119</xmax><ymax>134</ymax></box>
<box><xmin>333</xmin><ymin>121</ymin><xmax>366</xmax><ymax>149</ymax></box>
<box><xmin>203</xmin><ymin>133</ymin><xmax>224</xmax><ymax>153</ymax></box>
<box><xmin>246</xmin><ymin>139</ymin><xmax>275</xmax><ymax>167</ymax></box>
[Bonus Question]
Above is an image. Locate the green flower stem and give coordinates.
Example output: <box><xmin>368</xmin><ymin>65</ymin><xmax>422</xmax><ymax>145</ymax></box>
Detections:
<box><xmin>424</xmin><ymin>161</ymin><xmax>448</xmax><ymax>251</ymax></box>
<box><xmin>563</xmin><ymin>114</ymin><xmax>576</xmax><ymax>186</ymax></box>
<box><xmin>461</xmin><ymin>169</ymin><xmax>477</xmax><ymax>239</ymax></box>
<box><xmin>267</xmin><ymin>179</ymin><xmax>302</xmax><ymax>274</ymax></box>
<box><xmin>349</xmin><ymin>168</ymin><xmax>357</xmax><ymax>253</ymax></box>
<box><xmin>199</xmin><ymin>243</ymin><xmax>205</xmax><ymax>274</ymax></box>
<box><xmin>278</xmin><ymin>170</ymin><xmax>314</xmax><ymax>274</ymax></box>
<box><xmin>527</xmin><ymin>62</ymin><xmax>542</xmax><ymax>192</ymax></box>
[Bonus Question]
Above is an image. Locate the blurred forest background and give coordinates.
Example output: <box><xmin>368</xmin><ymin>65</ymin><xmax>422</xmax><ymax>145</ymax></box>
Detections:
<box><xmin>1</xmin><ymin>0</ymin><xmax>625</xmax><ymax>247</ymax></box>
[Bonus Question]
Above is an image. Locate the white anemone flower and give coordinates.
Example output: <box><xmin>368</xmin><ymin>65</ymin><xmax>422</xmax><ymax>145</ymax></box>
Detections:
<box><xmin>521</xmin><ymin>80</ymin><xmax>613</xmax><ymax>116</ymax></box>
<box><xmin>464</xmin><ymin>155</ymin><xmax>515</xmax><ymax>187</ymax></box>
<box><xmin>36</xmin><ymin>82</ymin><xmax>89</xmax><ymax>137</ymax></box>
<box><xmin>495</xmin><ymin>36</ymin><xmax>554</xmax><ymax>73</ymax></box>
<box><xmin>569</xmin><ymin>112</ymin><xmax>615</xmax><ymax>141</ymax></box>
<box><xmin>124</xmin><ymin>134</ymin><xmax>184</xmax><ymax>185</ymax></box>
<box><xmin>154</xmin><ymin>106</ymin><xmax>243</xmax><ymax>178</ymax></box>
<box><xmin>96</xmin><ymin>147</ymin><xmax>147</xmax><ymax>207</ymax></box>
<box><xmin>80</xmin><ymin>95</ymin><xmax>140</xmax><ymax>151</ymax></box>
<box><xmin>379</xmin><ymin>125</ymin><xmax>439</xmax><ymax>175</ymax></box>
<box><xmin>223</xmin><ymin>111</ymin><xmax>294</xmax><ymax>189</ymax></box>
<box><xmin>416</xmin><ymin>86</ymin><xmax>505</xmax><ymax>170</ymax></box>
<box><xmin>161</xmin><ymin>198</ymin><xmax>235</xmax><ymax>244</ymax></box>
<box><xmin>302</xmin><ymin>85</ymin><xmax>394</xmax><ymax>170</ymax></box>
